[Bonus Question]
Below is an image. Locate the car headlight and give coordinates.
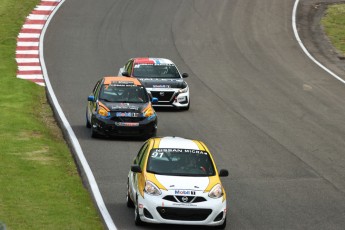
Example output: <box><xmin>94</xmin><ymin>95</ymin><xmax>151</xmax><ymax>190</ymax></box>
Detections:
<box><xmin>208</xmin><ymin>183</ymin><xmax>224</xmax><ymax>198</ymax></box>
<box><xmin>144</xmin><ymin>181</ymin><xmax>161</xmax><ymax>196</ymax></box>
<box><xmin>98</xmin><ymin>107</ymin><xmax>110</xmax><ymax>117</ymax></box>
<box><xmin>143</xmin><ymin>106</ymin><xmax>155</xmax><ymax>117</ymax></box>
<box><xmin>178</xmin><ymin>85</ymin><xmax>189</xmax><ymax>94</ymax></box>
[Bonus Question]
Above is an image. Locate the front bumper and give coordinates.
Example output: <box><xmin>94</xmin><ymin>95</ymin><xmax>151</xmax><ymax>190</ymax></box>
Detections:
<box><xmin>91</xmin><ymin>114</ymin><xmax>157</xmax><ymax>137</ymax></box>
<box><xmin>148</xmin><ymin>88</ymin><xmax>189</xmax><ymax>109</ymax></box>
<box><xmin>137</xmin><ymin>191</ymin><xmax>226</xmax><ymax>226</ymax></box>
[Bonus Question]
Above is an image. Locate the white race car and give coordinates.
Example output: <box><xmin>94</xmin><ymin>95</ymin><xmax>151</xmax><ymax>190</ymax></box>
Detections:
<box><xmin>127</xmin><ymin>136</ymin><xmax>228</xmax><ymax>228</ymax></box>
<box><xmin>119</xmin><ymin>57</ymin><xmax>190</xmax><ymax>110</ymax></box>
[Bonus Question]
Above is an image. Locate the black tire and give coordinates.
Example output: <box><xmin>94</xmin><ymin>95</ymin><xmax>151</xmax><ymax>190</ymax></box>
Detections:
<box><xmin>180</xmin><ymin>101</ymin><xmax>190</xmax><ymax>111</ymax></box>
<box><xmin>134</xmin><ymin>195</ymin><xmax>144</xmax><ymax>226</ymax></box>
<box><xmin>126</xmin><ymin>180</ymin><xmax>134</xmax><ymax>208</ymax></box>
<box><xmin>86</xmin><ymin>117</ymin><xmax>91</xmax><ymax>128</ymax></box>
<box><xmin>86</xmin><ymin>109</ymin><xmax>91</xmax><ymax>128</ymax></box>
<box><xmin>90</xmin><ymin>126</ymin><xmax>99</xmax><ymax>138</ymax></box>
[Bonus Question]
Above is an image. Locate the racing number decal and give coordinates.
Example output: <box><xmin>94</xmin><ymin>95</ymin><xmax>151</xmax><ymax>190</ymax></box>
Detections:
<box><xmin>151</xmin><ymin>151</ymin><xmax>163</xmax><ymax>158</ymax></box>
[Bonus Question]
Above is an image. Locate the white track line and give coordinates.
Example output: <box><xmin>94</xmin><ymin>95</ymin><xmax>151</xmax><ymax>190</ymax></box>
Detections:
<box><xmin>39</xmin><ymin>1</ymin><xmax>118</xmax><ymax>229</ymax></box>
<box><xmin>292</xmin><ymin>0</ymin><xmax>345</xmax><ymax>84</ymax></box>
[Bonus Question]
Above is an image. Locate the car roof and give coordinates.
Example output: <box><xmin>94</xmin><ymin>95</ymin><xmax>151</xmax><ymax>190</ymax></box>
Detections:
<box><xmin>151</xmin><ymin>136</ymin><xmax>208</xmax><ymax>151</ymax></box>
<box><xmin>132</xmin><ymin>57</ymin><xmax>175</xmax><ymax>65</ymax></box>
<box><xmin>102</xmin><ymin>76</ymin><xmax>142</xmax><ymax>86</ymax></box>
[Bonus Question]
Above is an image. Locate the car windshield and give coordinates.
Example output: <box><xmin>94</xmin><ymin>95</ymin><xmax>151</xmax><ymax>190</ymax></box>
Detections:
<box><xmin>99</xmin><ymin>85</ymin><xmax>148</xmax><ymax>103</ymax></box>
<box><xmin>133</xmin><ymin>64</ymin><xmax>180</xmax><ymax>79</ymax></box>
<box><xmin>147</xmin><ymin>148</ymin><xmax>216</xmax><ymax>176</ymax></box>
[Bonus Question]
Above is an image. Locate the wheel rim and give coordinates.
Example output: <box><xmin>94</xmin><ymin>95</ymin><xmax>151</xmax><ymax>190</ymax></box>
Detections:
<box><xmin>134</xmin><ymin>195</ymin><xmax>139</xmax><ymax>221</ymax></box>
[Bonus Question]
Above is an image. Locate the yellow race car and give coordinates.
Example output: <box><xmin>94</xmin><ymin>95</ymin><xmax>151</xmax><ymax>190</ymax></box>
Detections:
<box><xmin>127</xmin><ymin>136</ymin><xmax>228</xmax><ymax>228</ymax></box>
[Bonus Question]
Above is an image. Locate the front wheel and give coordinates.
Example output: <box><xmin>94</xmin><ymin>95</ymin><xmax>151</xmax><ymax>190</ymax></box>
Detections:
<box><xmin>86</xmin><ymin>110</ymin><xmax>91</xmax><ymax>128</ymax></box>
<box><xmin>134</xmin><ymin>195</ymin><xmax>144</xmax><ymax>226</ymax></box>
<box><xmin>90</xmin><ymin>126</ymin><xmax>99</xmax><ymax>138</ymax></box>
<box><xmin>179</xmin><ymin>100</ymin><xmax>190</xmax><ymax>111</ymax></box>
<box><xmin>86</xmin><ymin>119</ymin><xmax>91</xmax><ymax>128</ymax></box>
<box><xmin>126</xmin><ymin>180</ymin><xmax>134</xmax><ymax>208</ymax></box>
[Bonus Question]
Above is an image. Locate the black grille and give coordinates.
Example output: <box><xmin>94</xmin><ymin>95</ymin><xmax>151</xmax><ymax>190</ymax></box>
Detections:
<box><xmin>104</xmin><ymin>125</ymin><xmax>142</xmax><ymax>135</ymax></box>
<box><xmin>163</xmin><ymin>195</ymin><xmax>207</xmax><ymax>203</ymax></box>
<box><xmin>151</xmin><ymin>91</ymin><xmax>175</xmax><ymax>101</ymax></box>
<box><xmin>110</xmin><ymin>116</ymin><xmax>144</xmax><ymax>122</ymax></box>
<box><xmin>156</xmin><ymin>207</ymin><xmax>212</xmax><ymax>221</ymax></box>
<box><xmin>175</xmin><ymin>196</ymin><xmax>194</xmax><ymax>203</ymax></box>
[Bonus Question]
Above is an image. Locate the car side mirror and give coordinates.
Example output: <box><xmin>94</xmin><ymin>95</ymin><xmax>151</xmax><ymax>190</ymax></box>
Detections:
<box><xmin>182</xmin><ymin>73</ymin><xmax>189</xmax><ymax>78</ymax></box>
<box><xmin>151</xmin><ymin>97</ymin><xmax>158</xmax><ymax>104</ymax></box>
<box><xmin>122</xmin><ymin>71</ymin><xmax>130</xmax><ymax>77</ymax></box>
<box><xmin>131</xmin><ymin>165</ymin><xmax>142</xmax><ymax>173</ymax></box>
<box><xmin>219</xmin><ymin>169</ymin><xmax>229</xmax><ymax>177</ymax></box>
<box><xmin>88</xmin><ymin>95</ymin><xmax>95</xmax><ymax>102</ymax></box>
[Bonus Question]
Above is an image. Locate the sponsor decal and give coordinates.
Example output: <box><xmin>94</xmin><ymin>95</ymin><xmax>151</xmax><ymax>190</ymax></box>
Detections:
<box><xmin>175</xmin><ymin>190</ymin><xmax>196</xmax><ymax>195</ymax></box>
<box><xmin>184</xmin><ymin>149</ymin><xmax>208</xmax><ymax>155</ymax></box>
<box><xmin>172</xmin><ymin>203</ymin><xmax>197</xmax><ymax>207</ymax></box>
<box><xmin>110</xmin><ymin>81</ymin><xmax>135</xmax><ymax>87</ymax></box>
<box><xmin>134</xmin><ymin>63</ymin><xmax>174</xmax><ymax>68</ymax></box>
<box><xmin>153</xmin><ymin>148</ymin><xmax>208</xmax><ymax>155</ymax></box>
<box><xmin>115</xmin><ymin>122</ymin><xmax>139</xmax><ymax>127</ymax></box>
<box><xmin>115</xmin><ymin>112</ymin><xmax>140</xmax><ymax>117</ymax></box>
<box><xmin>111</xmin><ymin>104</ymin><xmax>139</xmax><ymax>110</ymax></box>
<box><xmin>153</xmin><ymin>85</ymin><xmax>171</xmax><ymax>88</ymax></box>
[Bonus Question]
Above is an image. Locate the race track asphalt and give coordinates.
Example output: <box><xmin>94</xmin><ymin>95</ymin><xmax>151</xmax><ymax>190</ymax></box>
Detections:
<box><xmin>43</xmin><ymin>0</ymin><xmax>345</xmax><ymax>229</ymax></box>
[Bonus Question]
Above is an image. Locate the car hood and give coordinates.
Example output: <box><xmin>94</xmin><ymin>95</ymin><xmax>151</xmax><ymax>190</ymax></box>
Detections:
<box><xmin>155</xmin><ymin>175</ymin><xmax>210</xmax><ymax>191</ymax></box>
<box><xmin>138</xmin><ymin>78</ymin><xmax>186</xmax><ymax>89</ymax></box>
<box><xmin>101</xmin><ymin>102</ymin><xmax>148</xmax><ymax>112</ymax></box>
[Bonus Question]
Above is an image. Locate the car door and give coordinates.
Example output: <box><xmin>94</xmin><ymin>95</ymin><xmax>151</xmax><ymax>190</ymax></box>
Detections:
<box><xmin>130</xmin><ymin>142</ymin><xmax>149</xmax><ymax>200</ymax></box>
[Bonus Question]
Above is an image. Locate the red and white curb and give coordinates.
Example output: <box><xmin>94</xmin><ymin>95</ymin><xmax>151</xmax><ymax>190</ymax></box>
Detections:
<box><xmin>16</xmin><ymin>0</ymin><xmax>61</xmax><ymax>86</ymax></box>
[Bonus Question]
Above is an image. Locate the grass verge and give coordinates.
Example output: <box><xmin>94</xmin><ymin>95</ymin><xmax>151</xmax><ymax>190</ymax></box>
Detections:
<box><xmin>321</xmin><ymin>3</ymin><xmax>345</xmax><ymax>56</ymax></box>
<box><xmin>0</xmin><ymin>1</ymin><xmax>104</xmax><ymax>229</ymax></box>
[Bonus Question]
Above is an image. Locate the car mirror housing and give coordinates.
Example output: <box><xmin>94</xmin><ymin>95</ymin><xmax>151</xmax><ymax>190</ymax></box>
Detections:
<box><xmin>131</xmin><ymin>165</ymin><xmax>142</xmax><ymax>173</ymax></box>
<box><xmin>151</xmin><ymin>97</ymin><xmax>158</xmax><ymax>104</ymax></box>
<box><xmin>182</xmin><ymin>73</ymin><xmax>189</xmax><ymax>78</ymax></box>
<box><xmin>219</xmin><ymin>169</ymin><xmax>229</xmax><ymax>177</ymax></box>
<box><xmin>122</xmin><ymin>71</ymin><xmax>130</xmax><ymax>77</ymax></box>
<box><xmin>88</xmin><ymin>95</ymin><xmax>95</xmax><ymax>102</ymax></box>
